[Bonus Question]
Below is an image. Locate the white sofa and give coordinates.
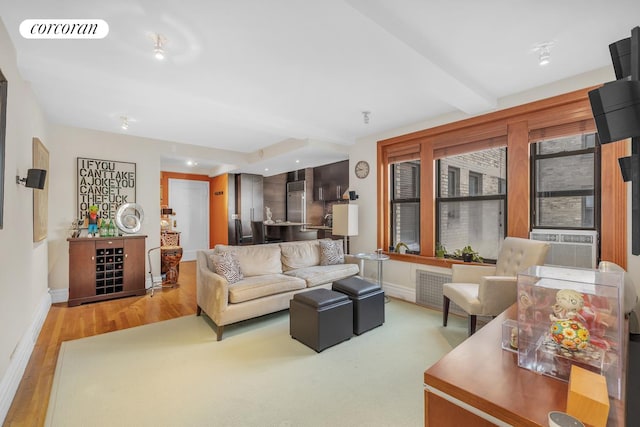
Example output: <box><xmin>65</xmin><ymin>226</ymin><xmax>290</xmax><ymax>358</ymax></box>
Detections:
<box><xmin>196</xmin><ymin>239</ymin><xmax>360</xmax><ymax>340</ymax></box>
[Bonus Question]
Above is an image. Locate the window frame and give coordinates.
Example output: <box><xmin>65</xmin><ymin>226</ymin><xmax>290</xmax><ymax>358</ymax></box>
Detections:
<box><xmin>435</xmin><ymin>149</ymin><xmax>508</xmax><ymax>262</ymax></box>
<box><xmin>529</xmin><ymin>133</ymin><xmax>601</xmax><ymax>231</ymax></box>
<box><xmin>376</xmin><ymin>86</ymin><xmax>626</xmax><ymax>268</ymax></box>
<box><xmin>390</xmin><ymin>160</ymin><xmax>421</xmax><ymax>253</ymax></box>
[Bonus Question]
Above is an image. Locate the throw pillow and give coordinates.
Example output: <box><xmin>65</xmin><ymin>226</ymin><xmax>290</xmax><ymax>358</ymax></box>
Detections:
<box><xmin>210</xmin><ymin>251</ymin><xmax>243</xmax><ymax>284</ymax></box>
<box><xmin>319</xmin><ymin>239</ymin><xmax>344</xmax><ymax>266</ymax></box>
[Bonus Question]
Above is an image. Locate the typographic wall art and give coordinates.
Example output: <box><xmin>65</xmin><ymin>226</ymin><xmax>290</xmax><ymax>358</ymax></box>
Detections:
<box><xmin>77</xmin><ymin>157</ymin><xmax>136</xmax><ymax>222</ymax></box>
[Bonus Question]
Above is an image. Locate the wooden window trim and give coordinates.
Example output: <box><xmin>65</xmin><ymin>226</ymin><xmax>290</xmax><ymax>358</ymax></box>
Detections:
<box><xmin>377</xmin><ymin>86</ymin><xmax>626</xmax><ymax>268</ymax></box>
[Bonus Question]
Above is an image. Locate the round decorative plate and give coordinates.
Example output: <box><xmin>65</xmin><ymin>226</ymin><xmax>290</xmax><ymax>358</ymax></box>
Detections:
<box><xmin>115</xmin><ymin>203</ymin><xmax>145</xmax><ymax>234</ymax></box>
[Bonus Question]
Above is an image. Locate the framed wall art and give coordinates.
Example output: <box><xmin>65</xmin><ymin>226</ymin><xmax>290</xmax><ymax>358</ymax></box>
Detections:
<box><xmin>77</xmin><ymin>157</ymin><xmax>136</xmax><ymax>222</ymax></box>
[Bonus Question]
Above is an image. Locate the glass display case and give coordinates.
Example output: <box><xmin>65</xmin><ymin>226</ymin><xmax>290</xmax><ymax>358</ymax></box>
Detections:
<box><xmin>516</xmin><ymin>265</ymin><xmax>625</xmax><ymax>399</ymax></box>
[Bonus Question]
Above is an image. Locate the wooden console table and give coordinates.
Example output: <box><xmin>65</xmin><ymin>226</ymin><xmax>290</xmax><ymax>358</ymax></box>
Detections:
<box><xmin>424</xmin><ymin>304</ymin><xmax>625</xmax><ymax>426</ymax></box>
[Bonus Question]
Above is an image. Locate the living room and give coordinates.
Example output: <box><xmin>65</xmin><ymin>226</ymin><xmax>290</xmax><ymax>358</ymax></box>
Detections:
<box><xmin>2</xmin><ymin>2</ymin><xmax>640</xmax><ymax>426</ymax></box>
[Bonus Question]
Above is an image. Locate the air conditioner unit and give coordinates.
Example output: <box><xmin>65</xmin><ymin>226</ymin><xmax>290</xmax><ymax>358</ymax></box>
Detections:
<box><xmin>529</xmin><ymin>229</ymin><xmax>598</xmax><ymax>269</ymax></box>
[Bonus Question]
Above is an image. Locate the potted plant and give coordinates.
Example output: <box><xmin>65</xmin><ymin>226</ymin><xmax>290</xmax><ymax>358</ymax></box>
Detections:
<box><xmin>435</xmin><ymin>243</ymin><xmax>447</xmax><ymax>258</ymax></box>
<box><xmin>453</xmin><ymin>245</ymin><xmax>482</xmax><ymax>263</ymax></box>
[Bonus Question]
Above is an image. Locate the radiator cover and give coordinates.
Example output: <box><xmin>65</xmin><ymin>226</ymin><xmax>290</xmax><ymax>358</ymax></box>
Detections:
<box><xmin>415</xmin><ymin>269</ymin><xmax>466</xmax><ymax>316</ymax></box>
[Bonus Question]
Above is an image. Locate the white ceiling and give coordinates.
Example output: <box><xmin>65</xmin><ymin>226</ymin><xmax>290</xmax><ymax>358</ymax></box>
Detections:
<box><xmin>2</xmin><ymin>0</ymin><xmax>639</xmax><ymax>176</ymax></box>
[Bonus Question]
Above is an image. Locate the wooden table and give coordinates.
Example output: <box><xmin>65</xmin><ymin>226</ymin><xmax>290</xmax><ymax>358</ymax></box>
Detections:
<box><xmin>423</xmin><ymin>304</ymin><xmax>625</xmax><ymax>426</ymax></box>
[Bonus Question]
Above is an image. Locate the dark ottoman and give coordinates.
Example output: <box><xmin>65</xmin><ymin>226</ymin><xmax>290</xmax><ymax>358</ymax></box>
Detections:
<box><xmin>332</xmin><ymin>276</ymin><xmax>385</xmax><ymax>335</ymax></box>
<box><xmin>290</xmin><ymin>288</ymin><xmax>353</xmax><ymax>352</ymax></box>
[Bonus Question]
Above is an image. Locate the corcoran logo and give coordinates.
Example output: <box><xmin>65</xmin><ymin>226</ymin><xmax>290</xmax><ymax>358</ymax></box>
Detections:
<box><xmin>19</xmin><ymin>19</ymin><xmax>109</xmax><ymax>39</ymax></box>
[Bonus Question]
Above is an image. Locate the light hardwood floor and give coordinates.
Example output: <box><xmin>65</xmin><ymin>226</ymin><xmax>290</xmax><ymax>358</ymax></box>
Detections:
<box><xmin>4</xmin><ymin>261</ymin><xmax>198</xmax><ymax>427</ymax></box>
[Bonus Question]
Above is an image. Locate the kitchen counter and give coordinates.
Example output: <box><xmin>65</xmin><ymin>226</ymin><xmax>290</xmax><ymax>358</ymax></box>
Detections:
<box><xmin>305</xmin><ymin>225</ymin><xmax>332</xmax><ymax>230</ymax></box>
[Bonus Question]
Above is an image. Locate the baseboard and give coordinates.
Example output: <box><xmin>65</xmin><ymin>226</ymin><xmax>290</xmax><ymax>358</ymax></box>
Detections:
<box><xmin>383</xmin><ymin>282</ymin><xmax>416</xmax><ymax>303</ymax></box>
<box><xmin>49</xmin><ymin>287</ymin><xmax>68</xmax><ymax>304</ymax></box>
<box><xmin>0</xmin><ymin>290</ymin><xmax>51</xmax><ymax>424</ymax></box>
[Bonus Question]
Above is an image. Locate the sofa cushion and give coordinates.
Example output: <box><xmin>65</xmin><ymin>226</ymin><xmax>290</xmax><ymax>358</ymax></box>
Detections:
<box><xmin>319</xmin><ymin>239</ymin><xmax>344</xmax><ymax>266</ymax></box>
<box><xmin>215</xmin><ymin>244</ymin><xmax>282</xmax><ymax>277</ymax></box>
<box><xmin>280</xmin><ymin>240</ymin><xmax>321</xmax><ymax>271</ymax></box>
<box><xmin>284</xmin><ymin>263</ymin><xmax>359</xmax><ymax>288</ymax></box>
<box><xmin>228</xmin><ymin>274</ymin><xmax>306</xmax><ymax>303</ymax></box>
<box><xmin>209</xmin><ymin>251</ymin><xmax>243</xmax><ymax>284</ymax></box>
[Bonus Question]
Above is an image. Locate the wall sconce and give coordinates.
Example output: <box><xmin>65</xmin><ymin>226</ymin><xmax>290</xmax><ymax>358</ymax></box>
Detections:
<box><xmin>16</xmin><ymin>168</ymin><xmax>47</xmax><ymax>189</ymax></box>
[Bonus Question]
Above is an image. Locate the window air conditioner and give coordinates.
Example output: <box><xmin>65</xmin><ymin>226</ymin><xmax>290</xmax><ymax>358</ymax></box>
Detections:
<box><xmin>529</xmin><ymin>229</ymin><xmax>598</xmax><ymax>269</ymax></box>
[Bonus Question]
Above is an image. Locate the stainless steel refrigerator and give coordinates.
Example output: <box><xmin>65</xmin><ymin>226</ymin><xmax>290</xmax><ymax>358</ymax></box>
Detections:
<box><xmin>286</xmin><ymin>180</ymin><xmax>306</xmax><ymax>223</ymax></box>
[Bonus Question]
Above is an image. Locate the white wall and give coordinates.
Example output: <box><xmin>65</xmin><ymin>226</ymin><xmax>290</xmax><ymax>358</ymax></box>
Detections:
<box><xmin>47</xmin><ymin>125</ymin><xmax>164</xmax><ymax>298</ymax></box>
<box><xmin>0</xmin><ymin>20</ymin><xmax>50</xmax><ymax>420</ymax></box>
<box><xmin>348</xmin><ymin>67</ymin><xmax>637</xmax><ymax>299</ymax></box>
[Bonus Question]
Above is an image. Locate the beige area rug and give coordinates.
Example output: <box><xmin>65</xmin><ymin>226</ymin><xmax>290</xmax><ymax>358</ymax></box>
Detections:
<box><xmin>46</xmin><ymin>299</ymin><xmax>467</xmax><ymax>427</ymax></box>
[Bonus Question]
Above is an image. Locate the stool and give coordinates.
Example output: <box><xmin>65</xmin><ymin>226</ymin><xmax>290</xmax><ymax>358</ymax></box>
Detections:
<box><xmin>290</xmin><ymin>288</ymin><xmax>353</xmax><ymax>352</ymax></box>
<box><xmin>161</xmin><ymin>245</ymin><xmax>183</xmax><ymax>285</ymax></box>
<box><xmin>332</xmin><ymin>276</ymin><xmax>385</xmax><ymax>335</ymax></box>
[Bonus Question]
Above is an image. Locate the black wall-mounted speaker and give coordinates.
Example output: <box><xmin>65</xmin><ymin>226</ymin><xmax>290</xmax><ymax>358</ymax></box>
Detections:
<box><xmin>589</xmin><ymin>80</ymin><xmax>640</xmax><ymax>144</ymax></box>
<box><xmin>25</xmin><ymin>169</ymin><xmax>47</xmax><ymax>189</ymax></box>
<box><xmin>610</xmin><ymin>37</ymin><xmax>631</xmax><ymax>80</ymax></box>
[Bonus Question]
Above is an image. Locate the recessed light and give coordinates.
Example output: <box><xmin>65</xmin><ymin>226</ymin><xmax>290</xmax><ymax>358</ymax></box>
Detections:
<box><xmin>120</xmin><ymin>116</ymin><xmax>129</xmax><ymax>130</ymax></box>
<box><xmin>186</xmin><ymin>160</ymin><xmax>198</xmax><ymax>167</ymax></box>
<box><xmin>534</xmin><ymin>42</ymin><xmax>554</xmax><ymax>66</ymax></box>
<box><xmin>153</xmin><ymin>33</ymin><xmax>166</xmax><ymax>60</ymax></box>
<box><xmin>265</xmin><ymin>168</ymin><xmax>269</xmax><ymax>172</ymax></box>
<box><xmin>295</xmin><ymin>160</ymin><xmax>300</xmax><ymax>163</ymax></box>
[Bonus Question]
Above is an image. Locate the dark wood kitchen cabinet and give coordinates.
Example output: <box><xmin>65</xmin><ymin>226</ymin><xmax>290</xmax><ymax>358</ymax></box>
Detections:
<box><xmin>67</xmin><ymin>235</ymin><xmax>147</xmax><ymax>306</ymax></box>
<box><xmin>313</xmin><ymin>160</ymin><xmax>348</xmax><ymax>201</ymax></box>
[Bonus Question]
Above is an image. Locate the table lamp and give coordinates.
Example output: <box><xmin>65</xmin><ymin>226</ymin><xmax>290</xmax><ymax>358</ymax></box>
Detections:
<box><xmin>332</xmin><ymin>204</ymin><xmax>358</xmax><ymax>253</ymax></box>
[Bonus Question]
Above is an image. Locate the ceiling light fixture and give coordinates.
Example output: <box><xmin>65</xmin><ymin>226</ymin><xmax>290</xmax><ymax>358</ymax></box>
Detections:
<box><xmin>362</xmin><ymin>111</ymin><xmax>371</xmax><ymax>124</ymax></box>
<box><xmin>153</xmin><ymin>34</ymin><xmax>166</xmax><ymax>60</ymax></box>
<box><xmin>120</xmin><ymin>116</ymin><xmax>129</xmax><ymax>130</ymax></box>
<box><xmin>186</xmin><ymin>160</ymin><xmax>198</xmax><ymax>167</ymax></box>
<box><xmin>534</xmin><ymin>42</ymin><xmax>554</xmax><ymax>66</ymax></box>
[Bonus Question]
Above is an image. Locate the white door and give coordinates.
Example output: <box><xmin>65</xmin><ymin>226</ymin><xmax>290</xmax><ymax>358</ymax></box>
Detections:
<box><xmin>168</xmin><ymin>179</ymin><xmax>209</xmax><ymax>261</ymax></box>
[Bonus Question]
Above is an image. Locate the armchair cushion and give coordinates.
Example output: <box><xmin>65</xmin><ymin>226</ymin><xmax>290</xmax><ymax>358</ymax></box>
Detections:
<box><xmin>443</xmin><ymin>283</ymin><xmax>481</xmax><ymax>314</ymax></box>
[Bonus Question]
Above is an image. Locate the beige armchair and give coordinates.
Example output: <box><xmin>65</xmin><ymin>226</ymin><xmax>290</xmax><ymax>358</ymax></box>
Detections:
<box><xmin>442</xmin><ymin>237</ymin><xmax>550</xmax><ymax>335</ymax></box>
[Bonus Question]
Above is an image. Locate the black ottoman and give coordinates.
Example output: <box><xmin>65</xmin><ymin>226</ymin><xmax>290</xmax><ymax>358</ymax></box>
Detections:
<box><xmin>290</xmin><ymin>288</ymin><xmax>353</xmax><ymax>352</ymax></box>
<box><xmin>332</xmin><ymin>276</ymin><xmax>385</xmax><ymax>335</ymax></box>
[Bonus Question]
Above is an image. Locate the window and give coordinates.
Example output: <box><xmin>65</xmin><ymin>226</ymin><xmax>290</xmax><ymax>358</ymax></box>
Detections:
<box><xmin>448</xmin><ymin>167</ymin><xmax>460</xmax><ymax>197</ymax></box>
<box><xmin>531</xmin><ymin>133</ymin><xmax>599</xmax><ymax>229</ymax></box>
<box><xmin>378</xmin><ymin>89</ymin><xmax>624</xmax><ymax>268</ymax></box>
<box><xmin>437</xmin><ymin>147</ymin><xmax>507</xmax><ymax>260</ymax></box>
<box><xmin>469</xmin><ymin>172</ymin><xmax>483</xmax><ymax>196</ymax></box>
<box><xmin>391</xmin><ymin>160</ymin><xmax>420</xmax><ymax>253</ymax></box>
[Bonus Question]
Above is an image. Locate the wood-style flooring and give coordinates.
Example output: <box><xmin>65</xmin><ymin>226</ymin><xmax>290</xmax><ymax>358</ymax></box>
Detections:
<box><xmin>3</xmin><ymin>261</ymin><xmax>198</xmax><ymax>427</ymax></box>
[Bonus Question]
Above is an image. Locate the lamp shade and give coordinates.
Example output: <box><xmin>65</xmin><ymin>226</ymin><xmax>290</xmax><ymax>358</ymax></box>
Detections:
<box><xmin>332</xmin><ymin>204</ymin><xmax>358</xmax><ymax>236</ymax></box>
